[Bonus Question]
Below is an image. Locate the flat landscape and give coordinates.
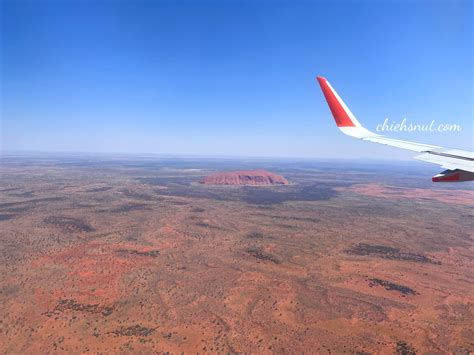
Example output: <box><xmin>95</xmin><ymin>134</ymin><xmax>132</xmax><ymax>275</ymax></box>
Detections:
<box><xmin>1</xmin><ymin>154</ymin><xmax>473</xmax><ymax>354</ymax></box>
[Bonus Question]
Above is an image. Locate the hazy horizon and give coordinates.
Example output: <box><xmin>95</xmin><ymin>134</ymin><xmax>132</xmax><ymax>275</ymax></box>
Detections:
<box><xmin>0</xmin><ymin>148</ymin><xmax>438</xmax><ymax>163</ymax></box>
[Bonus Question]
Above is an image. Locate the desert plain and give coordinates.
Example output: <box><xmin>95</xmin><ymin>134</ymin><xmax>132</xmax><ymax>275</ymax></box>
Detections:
<box><xmin>0</xmin><ymin>154</ymin><xmax>473</xmax><ymax>354</ymax></box>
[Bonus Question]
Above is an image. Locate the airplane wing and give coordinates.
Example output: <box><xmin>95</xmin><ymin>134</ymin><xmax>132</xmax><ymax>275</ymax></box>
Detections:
<box><xmin>316</xmin><ymin>76</ymin><xmax>474</xmax><ymax>182</ymax></box>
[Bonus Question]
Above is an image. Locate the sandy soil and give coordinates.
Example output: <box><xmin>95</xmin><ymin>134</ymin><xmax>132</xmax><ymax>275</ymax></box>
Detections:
<box><xmin>1</xmin><ymin>158</ymin><xmax>473</xmax><ymax>354</ymax></box>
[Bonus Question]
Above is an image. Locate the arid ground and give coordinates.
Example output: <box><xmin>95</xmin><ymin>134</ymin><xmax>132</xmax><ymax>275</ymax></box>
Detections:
<box><xmin>1</xmin><ymin>154</ymin><xmax>473</xmax><ymax>354</ymax></box>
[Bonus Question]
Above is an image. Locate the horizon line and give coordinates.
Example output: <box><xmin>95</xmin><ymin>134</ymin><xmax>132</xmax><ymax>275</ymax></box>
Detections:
<box><xmin>0</xmin><ymin>149</ymin><xmax>428</xmax><ymax>165</ymax></box>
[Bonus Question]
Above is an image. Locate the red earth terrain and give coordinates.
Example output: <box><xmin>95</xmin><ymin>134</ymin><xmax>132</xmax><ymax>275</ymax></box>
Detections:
<box><xmin>1</xmin><ymin>158</ymin><xmax>473</xmax><ymax>354</ymax></box>
<box><xmin>340</xmin><ymin>183</ymin><xmax>474</xmax><ymax>206</ymax></box>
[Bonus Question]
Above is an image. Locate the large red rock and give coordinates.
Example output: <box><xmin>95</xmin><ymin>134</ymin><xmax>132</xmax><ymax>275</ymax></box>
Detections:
<box><xmin>201</xmin><ymin>170</ymin><xmax>289</xmax><ymax>186</ymax></box>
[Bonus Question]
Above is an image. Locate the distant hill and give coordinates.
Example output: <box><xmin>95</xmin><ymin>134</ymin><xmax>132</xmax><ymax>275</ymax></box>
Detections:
<box><xmin>201</xmin><ymin>169</ymin><xmax>289</xmax><ymax>186</ymax></box>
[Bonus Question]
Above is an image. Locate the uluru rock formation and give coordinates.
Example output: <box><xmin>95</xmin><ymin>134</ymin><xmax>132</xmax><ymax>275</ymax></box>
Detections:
<box><xmin>201</xmin><ymin>170</ymin><xmax>289</xmax><ymax>186</ymax></box>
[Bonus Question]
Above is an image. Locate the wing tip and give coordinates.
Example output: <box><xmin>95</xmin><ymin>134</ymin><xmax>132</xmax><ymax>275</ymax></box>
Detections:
<box><xmin>315</xmin><ymin>76</ymin><xmax>357</xmax><ymax>128</ymax></box>
<box><xmin>316</xmin><ymin>76</ymin><xmax>327</xmax><ymax>83</ymax></box>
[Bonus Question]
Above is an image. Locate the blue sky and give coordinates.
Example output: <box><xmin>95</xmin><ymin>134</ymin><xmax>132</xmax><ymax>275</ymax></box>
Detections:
<box><xmin>1</xmin><ymin>0</ymin><xmax>472</xmax><ymax>159</ymax></box>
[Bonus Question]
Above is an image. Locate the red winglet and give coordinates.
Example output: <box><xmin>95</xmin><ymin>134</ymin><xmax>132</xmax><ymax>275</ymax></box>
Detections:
<box><xmin>316</xmin><ymin>76</ymin><xmax>356</xmax><ymax>127</ymax></box>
